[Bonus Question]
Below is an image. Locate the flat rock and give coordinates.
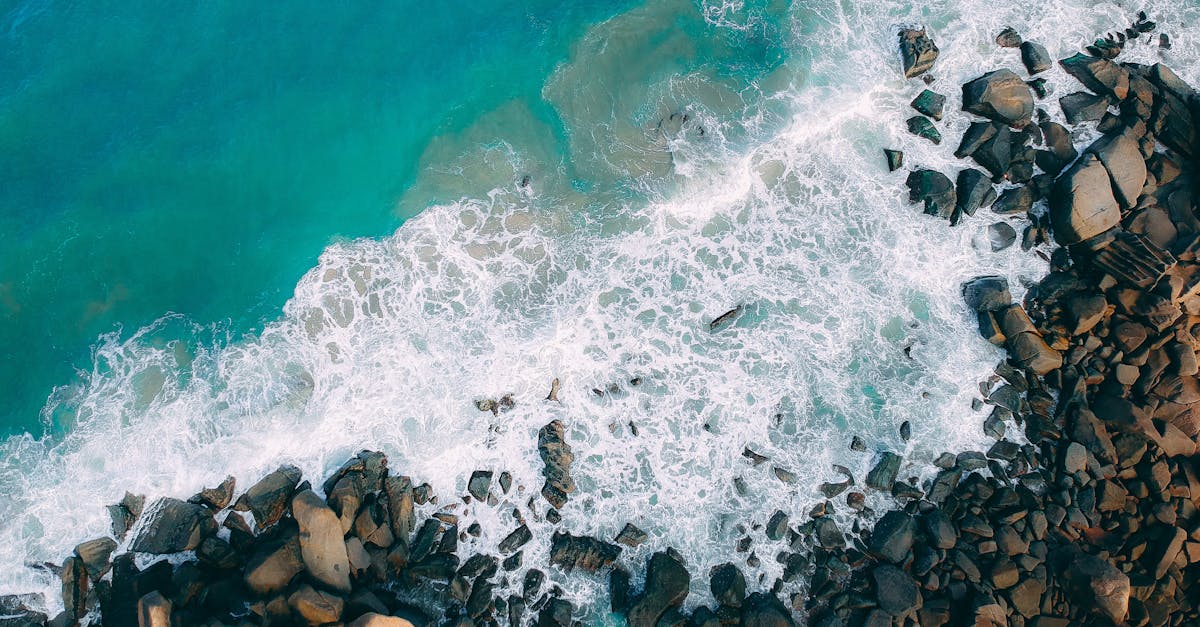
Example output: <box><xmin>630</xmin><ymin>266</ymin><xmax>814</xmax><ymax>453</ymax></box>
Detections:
<box><xmin>538</xmin><ymin>420</ymin><xmax>576</xmax><ymax>509</ymax></box>
<box><xmin>884</xmin><ymin>149</ymin><xmax>903</xmax><ymax>172</ymax></box>
<box><xmin>868</xmin><ymin>511</ymin><xmax>914</xmax><ymax>564</ymax></box>
<box><xmin>467</xmin><ymin>470</ymin><xmax>492</xmax><ymax>501</ymax></box>
<box><xmin>865</xmin><ymin>452</ymin><xmax>902</xmax><ymax>491</ymax></box>
<box><xmin>911</xmin><ymin>89</ymin><xmax>946</xmax><ymax>120</ymax></box>
<box><xmin>1060</xmin><ymin>91</ymin><xmax>1108</xmax><ymax>124</ymax></box>
<box><xmin>963</xmin><ymin>276</ymin><xmax>1011</xmax><ymax>312</ymax></box>
<box><xmin>1060</xmin><ymin>53</ymin><xmax>1129</xmax><ymax>99</ymax></box>
<box><xmin>955</xmin><ymin>168</ymin><xmax>995</xmax><ymax>220</ymax></box>
<box><xmin>244</xmin><ymin>532</ymin><xmax>303</xmax><ymax>595</ymax></box>
<box><xmin>996</xmin><ymin>27</ymin><xmax>1022</xmax><ymax>48</ymax></box>
<box><xmin>615</xmin><ymin>523</ymin><xmax>648</xmax><ymax>548</ymax></box>
<box><xmin>906</xmin><ymin>116</ymin><xmax>941</xmax><ymax>144</ymax></box>
<box><xmin>549</xmin><ymin>531</ymin><xmax>621</xmax><ymax>574</ymax></box>
<box><xmin>872</xmin><ymin>564</ymin><xmax>918</xmax><ymax>616</ymax></box>
<box><xmin>1087</xmin><ymin>131</ymin><xmax>1147</xmax><ymax>210</ymax></box>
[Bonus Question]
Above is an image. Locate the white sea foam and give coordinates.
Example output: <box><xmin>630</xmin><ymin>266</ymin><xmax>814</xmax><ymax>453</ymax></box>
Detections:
<box><xmin>3</xmin><ymin>0</ymin><xmax>1200</xmax><ymax>621</ymax></box>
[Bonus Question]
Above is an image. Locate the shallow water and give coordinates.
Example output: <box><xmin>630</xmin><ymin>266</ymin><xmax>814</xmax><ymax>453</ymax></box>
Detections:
<box><xmin>3</xmin><ymin>0</ymin><xmax>1200</xmax><ymax>620</ymax></box>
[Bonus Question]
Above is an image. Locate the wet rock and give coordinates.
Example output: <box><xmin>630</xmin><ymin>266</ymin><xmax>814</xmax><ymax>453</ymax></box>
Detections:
<box><xmin>288</xmin><ymin>583</ymin><xmax>343</xmax><ymax>626</ymax></box>
<box><xmin>292</xmin><ymin>489</ymin><xmax>352</xmax><ymax>594</ymax></box>
<box><xmin>538</xmin><ymin>420</ymin><xmax>576</xmax><ymax>509</ymax></box>
<box><xmin>137</xmin><ymin>591</ymin><xmax>171</xmax><ymax>627</ymax></box>
<box><xmin>548</xmin><ymin>531</ymin><xmax>621</xmax><ymax>574</ymax></box>
<box><xmin>1060</xmin><ymin>53</ymin><xmax>1129</xmax><ymax>99</ymax></box>
<box><xmin>1068</xmin><ymin>554</ymin><xmax>1129</xmax><ymax>624</ymax></box>
<box><xmin>906</xmin><ymin>116</ymin><xmax>941</xmax><ymax>144</ymax></box>
<box><xmin>74</xmin><ymin>537</ymin><xmax>117</xmax><ymax>580</ymax></box>
<box><xmin>816</xmin><ymin>517</ymin><xmax>843</xmax><ymax>549</ymax></box>
<box><xmin>615</xmin><ymin>523</ymin><xmax>648</xmax><ymax>548</ymax></box>
<box><xmin>1087</xmin><ymin>131</ymin><xmax>1146</xmax><ymax>210</ymax></box>
<box><xmin>884</xmin><ymin>149</ymin><xmax>903</xmax><ymax>172</ymax></box>
<box><xmin>539</xmin><ymin>598</ymin><xmax>574</xmax><ymax>627</ymax></box>
<box><xmin>991</xmin><ymin>185</ymin><xmax>1033</xmax><ymax>216</ymax></box>
<box><xmin>128</xmin><ymin>498</ymin><xmax>211</xmax><ymax>554</ymax></box>
<box><xmin>850</xmin><ymin>436</ymin><xmax>866</xmax><ymax>452</ymax></box>
<box><xmin>189</xmin><ymin>475</ymin><xmax>236</xmax><ymax>510</ymax></box>
<box><xmin>868</xmin><ymin>511</ymin><xmax>914</xmax><ymax>564</ymax></box>
<box><xmin>963</xmin><ymin>276</ymin><xmax>1011</xmax><ymax>312</ymax></box>
<box><xmin>627</xmin><ymin>550</ymin><xmax>689</xmax><ymax>627</ymax></box>
<box><xmin>906</xmin><ymin>169</ymin><xmax>956</xmax><ymax>219</ymax></box>
<box><xmin>1049</xmin><ymin>153</ymin><xmax>1120</xmax><ymax>245</ymax></box>
<box><xmin>348</xmin><ymin>614</ymin><xmax>416</xmax><ymax>627</ymax></box>
<box><xmin>911</xmin><ymin>89</ymin><xmax>946</xmax><ymax>121</ymax></box>
<box><xmin>232</xmin><ymin>464</ymin><xmax>302</xmax><ymax>530</ymax></box>
<box><xmin>499</xmin><ymin>524</ymin><xmax>532</xmax><ymax>553</ymax></box>
<box><xmin>899</xmin><ymin>28</ymin><xmax>939</xmax><ymax>79</ymax></box>
<box><xmin>865</xmin><ymin>452</ymin><xmax>901</xmax><ymax>491</ymax></box>
<box><xmin>962</xmin><ymin>69</ymin><xmax>1034</xmax><ymax>127</ymax></box>
<box><xmin>872</xmin><ymin>564</ymin><xmax>918</xmax><ymax>616</ymax></box>
<box><xmin>955</xmin><ymin>168</ymin><xmax>995</xmax><ymax>222</ymax></box>
<box><xmin>1020</xmin><ymin>41</ymin><xmax>1052</xmax><ymax>74</ymax></box>
<box><xmin>467</xmin><ymin>470</ymin><xmax>492</xmax><ymax>501</ymax></box>
<box><xmin>766</xmin><ymin>511</ymin><xmax>789</xmax><ymax>541</ymax></box>
<box><xmin>710</xmin><ymin>563</ymin><xmax>746</xmax><ymax>608</ymax></box>
<box><xmin>739</xmin><ymin>592</ymin><xmax>796</xmax><ymax>627</ymax></box>
<box><xmin>60</xmin><ymin>556</ymin><xmax>87</xmax><ymax>622</ymax></box>
<box><xmin>244</xmin><ymin>532</ymin><xmax>303</xmax><ymax>595</ymax></box>
<box><xmin>996</xmin><ymin>27</ymin><xmax>1022</xmax><ymax>48</ymax></box>
<box><xmin>384</xmin><ymin>475</ymin><xmax>415</xmax><ymax>541</ymax></box>
<box><xmin>985</xmin><ymin>222</ymin><xmax>1018</xmax><ymax>252</ymax></box>
<box><xmin>972</xmin><ymin>125</ymin><xmax>1014</xmax><ymax>179</ymax></box>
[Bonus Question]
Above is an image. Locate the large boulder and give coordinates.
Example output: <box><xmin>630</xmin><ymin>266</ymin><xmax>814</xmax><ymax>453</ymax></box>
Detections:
<box><xmin>1060</xmin><ymin>54</ymin><xmax>1129</xmax><ymax>99</ymax></box>
<box><xmin>906</xmin><ymin>170</ymin><xmax>956</xmax><ymax>219</ymax></box>
<box><xmin>232</xmin><ymin>464</ymin><xmax>302</xmax><ymax>530</ymax></box>
<box><xmin>955</xmin><ymin>169</ymin><xmax>995</xmax><ymax>221</ymax></box>
<box><xmin>868</xmin><ymin>511</ymin><xmax>915</xmax><ymax>564</ymax></box>
<box><xmin>128</xmin><ymin>498</ymin><xmax>211</xmax><ymax>554</ymax></box>
<box><xmin>1048</xmin><ymin>154</ymin><xmax>1120</xmax><ymax>245</ymax></box>
<box><xmin>962</xmin><ymin>70</ymin><xmax>1034</xmax><ymax>127</ymax></box>
<box><xmin>1020</xmin><ymin>41</ymin><xmax>1052</xmax><ymax>74</ymax></box>
<box><xmin>292</xmin><ymin>489</ymin><xmax>352</xmax><ymax>594</ymax></box>
<box><xmin>872</xmin><ymin>565</ymin><xmax>919</xmax><ymax>616</ymax></box>
<box><xmin>1087</xmin><ymin>131</ymin><xmax>1147</xmax><ymax>210</ymax></box>
<box><xmin>1068</xmin><ymin>554</ymin><xmax>1129</xmax><ymax>624</ymax></box>
<box><xmin>627</xmin><ymin>550</ymin><xmax>689</xmax><ymax>627</ymax></box>
<box><xmin>244</xmin><ymin>532</ymin><xmax>304</xmax><ymax>595</ymax></box>
<box><xmin>538</xmin><ymin>420</ymin><xmax>576</xmax><ymax>509</ymax></box>
<box><xmin>288</xmin><ymin>584</ymin><xmax>344</xmax><ymax>626</ymax></box>
<box><xmin>1060</xmin><ymin>91</ymin><xmax>1109</xmax><ymax>125</ymax></box>
<box><xmin>899</xmin><ymin>29</ymin><xmax>938</xmax><ymax>78</ymax></box>
<box><xmin>1036</xmin><ymin>121</ymin><xmax>1078</xmax><ymax>175</ymax></box>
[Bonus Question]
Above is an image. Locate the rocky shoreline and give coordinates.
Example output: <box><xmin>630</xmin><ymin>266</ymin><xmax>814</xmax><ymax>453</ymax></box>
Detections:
<box><xmin>5</xmin><ymin>15</ymin><xmax>1200</xmax><ymax>627</ymax></box>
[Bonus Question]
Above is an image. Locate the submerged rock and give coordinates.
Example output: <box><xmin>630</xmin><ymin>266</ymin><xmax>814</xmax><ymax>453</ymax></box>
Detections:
<box><xmin>906</xmin><ymin>169</ymin><xmax>956</xmax><ymax>219</ymax></box>
<box><xmin>883</xmin><ymin>149</ymin><xmax>904</xmax><ymax>172</ymax></box>
<box><xmin>906</xmin><ymin>116</ymin><xmax>941</xmax><ymax>144</ymax></box>
<box><xmin>995</xmin><ymin>27</ymin><xmax>1022</xmax><ymax>48</ymax></box>
<box><xmin>1019</xmin><ymin>41</ymin><xmax>1052</xmax><ymax>75</ymax></box>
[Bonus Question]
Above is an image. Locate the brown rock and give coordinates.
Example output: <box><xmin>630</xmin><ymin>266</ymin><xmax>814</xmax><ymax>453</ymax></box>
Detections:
<box><xmin>348</xmin><ymin>614</ymin><xmax>416</xmax><ymax>627</ymax></box>
<box><xmin>137</xmin><ymin>591</ymin><xmax>171</xmax><ymax>627</ymax></box>
<box><xmin>233</xmin><ymin>464</ymin><xmax>302</xmax><ymax>530</ymax></box>
<box><xmin>292</xmin><ymin>489</ymin><xmax>352</xmax><ymax>594</ymax></box>
<box><xmin>288</xmin><ymin>584</ymin><xmax>344</xmax><ymax>626</ymax></box>
<box><xmin>244</xmin><ymin>532</ymin><xmax>304</xmax><ymax>595</ymax></box>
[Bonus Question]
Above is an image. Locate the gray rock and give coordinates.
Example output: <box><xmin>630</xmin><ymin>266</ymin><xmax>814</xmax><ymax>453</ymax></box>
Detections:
<box><xmin>923</xmin><ymin>510</ymin><xmax>956</xmax><ymax>549</ymax></box>
<box><xmin>1020</xmin><ymin>41</ymin><xmax>1052</xmax><ymax>74</ymax></box>
<box><xmin>1059</xmin><ymin>91</ymin><xmax>1108</xmax><ymax>125</ymax></box>
<box><xmin>128</xmin><ymin>498</ymin><xmax>211</xmax><ymax>554</ymax></box>
<box><xmin>872</xmin><ymin>564</ymin><xmax>918</xmax><ymax>616</ymax></box>
<box><xmin>816</xmin><ymin>517</ymin><xmax>843</xmax><ymax>549</ymax></box>
<box><xmin>467</xmin><ymin>470</ymin><xmax>492</xmax><ymax>501</ymax></box>
<box><xmin>1060</xmin><ymin>53</ymin><xmax>1129</xmax><ymax>99</ymax></box>
<box><xmin>765</xmin><ymin>511</ymin><xmax>789</xmax><ymax>541</ymax></box>
<box><xmin>884</xmin><ymin>149</ymin><xmax>903</xmax><ymax>172</ymax></box>
<box><xmin>906</xmin><ymin>169</ymin><xmax>956</xmax><ymax>219</ymax></box>
<box><xmin>627</xmin><ymin>550</ymin><xmax>689</xmax><ymax>627</ymax></box>
<box><xmin>963</xmin><ymin>276</ymin><xmax>1011</xmax><ymax>312</ymax></box>
<box><xmin>996</xmin><ymin>27</ymin><xmax>1022</xmax><ymax>48</ymax></box>
<box><xmin>1087</xmin><ymin>131</ymin><xmax>1147</xmax><ymax>210</ymax></box>
<box><xmin>991</xmin><ymin>186</ymin><xmax>1033</xmax><ymax>216</ymax></box>
<box><xmin>907</xmin><ymin>116</ymin><xmax>942</xmax><ymax>144</ymax></box>
<box><xmin>710</xmin><ymin>563</ymin><xmax>746</xmax><ymax>608</ymax></box>
<box><xmin>1049</xmin><ymin>153</ymin><xmax>1120</xmax><ymax>245</ymax></box>
<box><xmin>615</xmin><ymin>523</ymin><xmax>648</xmax><ymax>548</ymax></box>
<box><xmin>962</xmin><ymin>70</ymin><xmax>1034</xmax><ymax>127</ymax></box>
<box><xmin>1068</xmin><ymin>554</ymin><xmax>1129</xmax><ymax>624</ymax></box>
<box><xmin>868</xmin><ymin>511</ymin><xmax>915</xmax><ymax>564</ymax></box>
<box><xmin>955</xmin><ymin>169</ymin><xmax>994</xmax><ymax>221</ymax></box>
<box><xmin>955</xmin><ymin>122</ymin><xmax>997</xmax><ymax>159</ymax></box>
<box><xmin>986</xmin><ymin>222</ymin><xmax>1018</xmax><ymax>252</ymax></box>
<box><xmin>548</xmin><ymin>531</ymin><xmax>621</xmax><ymax>573</ymax></box>
<box><xmin>499</xmin><ymin>525</ymin><xmax>532</xmax><ymax>553</ymax></box>
<box><xmin>538</xmin><ymin>420</ymin><xmax>576</xmax><ymax>509</ymax></box>
<box><xmin>865</xmin><ymin>452</ymin><xmax>901</xmax><ymax>491</ymax></box>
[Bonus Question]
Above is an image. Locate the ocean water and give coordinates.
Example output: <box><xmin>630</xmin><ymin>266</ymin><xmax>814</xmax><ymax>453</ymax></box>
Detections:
<box><xmin>2</xmin><ymin>0</ymin><xmax>1200</xmax><ymax>620</ymax></box>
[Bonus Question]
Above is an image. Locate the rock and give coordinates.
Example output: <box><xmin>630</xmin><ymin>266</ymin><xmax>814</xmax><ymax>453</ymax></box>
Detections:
<box><xmin>956</xmin><ymin>122</ymin><xmax>999</xmax><ymax>159</ymax></box>
<box><xmin>288</xmin><ymin>583</ymin><xmax>343</xmax><ymax>626</ymax></box>
<box><xmin>906</xmin><ymin>169</ymin><xmax>956</xmax><ymax>219</ymax></box>
<box><xmin>549</xmin><ymin>531</ymin><xmax>621</xmax><ymax>574</ymax></box>
<box><xmin>962</xmin><ymin>70</ymin><xmax>1034</xmax><ymax>127</ymax></box>
<box><xmin>899</xmin><ymin>421</ymin><xmax>911</xmax><ymax>441</ymax></box>
<box><xmin>1150</xmin><ymin>527</ymin><xmax>1187</xmax><ymax>580</ymax></box>
<box><xmin>467</xmin><ymin>470</ymin><xmax>492</xmax><ymax>501</ymax></box>
<box><xmin>740</xmin><ymin>592</ymin><xmax>796</xmax><ymax>627</ymax></box>
<box><xmin>292</xmin><ymin>489</ymin><xmax>352</xmax><ymax>594</ymax></box>
<box><xmin>923</xmin><ymin>510</ymin><xmax>957</xmax><ymax>549</ymax></box>
<box><xmin>1087</xmin><ymin>131</ymin><xmax>1146</xmax><ymax>210</ymax></box>
<box><xmin>710</xmin><ymin>563</ymin><xmax>746</xmax><ymax>608</ymax></box>
<box><xmin>911</xmin><ymin>90</ymin><xmax>946</xmax><ymax>120</ymax></box>
<box><xmin>244</xmin><ymin>532</ymin><xmax>304</xmax><ymax>595</ymax></box>
<box><xmin>348</xmin><ymin>614</ymin><xmax>416</xmax><ymax>627</ymax></box>
<box><xmin>384</xmin><ymin>475</ymin><xmax>415</xmax><ymax>541</ymax></box>
<box><xmin>1007</xmin><ymin>578</ymin><xmax>1045</xmax><ymax>618</ymax></box>
<box><xmin>956</xmin><ymin>169</ymin><xmax>995</xmax><ymax>220</ymax></box>
<box><xmin>1049</xmin><ymin>153</ymin><xmax>1120</xmax><ymax>245</ymax></box>
<box><xmin>128</xmin><ymin>498</ymin><xmax>210</xmax><ymax>554</ymax></box>
<box><xmin>1066</xmin><ymin>294</ymin><xmax>1107</xmax><ymax>335</ymax></box>
<box><xmin>74</xmin><ymin>537</ymin><xmax>117</xmax><ymax>580</ymax></box>
<box><xmin>1062</xmin><ymin>442</ymin><xmax>1087</xmax><ymax>474</ymax></box>
<box><xmin>1020</xmin><ymin>41</ymin><xmax>1052</xmax><ymax>74</ymax></box>
<box><xmin>615</xmin><ymin>523</ymin><xmax>648</xmax><ymax>548</ymax></box>
<box><xmin>1008</xmin><ymin>332</ymin><xmax>1062</xmax><ymax>375</ymax></box>
<box><xmin>996</xmin><ymin>27</ymin><xmax>1022</xmax><ymax>48</ymax></box>
<box><xmin>865</xmin><ymin>452</ymin><xmax>901</xmax><ymax>491</ymax></box>
<box><xmin>1068</xmin><ymin>554</ymin><xmax>1129</xmax><ymax>624</ymax></box>
<box><xmin>884</xmin><ymin>149</ymin><xmax>903</xmax><ymax>172</ymax></box>
<box><xmin>986</xmin><ymin>222</ymin><xmax>1018</xmax><ymax>252</ymax></box>
<box><xmin>868</xmin><ymin>511</ymin><xmax>915</xmax><ymax>564</ymax></box>
<box><xmin>872</xmin><ymin>565</ymin><xmax>918</xmax><ymax>616</ymax></box>
<box><xmin>60</xmin><ymin>556</ymin><xmax>87</xmax><ymax>622</ymax></box>
<box><xmin>628</xmin><ymin>550</ymin><xmax>689</xmax><ymax>627</ymax></box>
<box><xmin>991</xmin><ymin>185</ymin><xmax>1033</xmax><ymax>215</ymax></box>
<box><xmin>499</xmin><ymin>524</ymin><xmax>532</xmax><ymax>553</ymax></box>
<box><xmin>189</xmin><ymin>475</ymin><xmax>236</xmax><ymax>510</ymax></box>
<box><xmin>1060</xmin><ymin>53</ymin><xmax>1129</xmax><ymax>99</ymax></box>
<box><xmin>815</xmin><ymin>517</ymin><xmax>843</xmax><ymax>549</ymax></box>
<box><xmin>232</xmin><ymin>464</ymin><xmax>302</xmax><ymax>530</ymax></box>
<box><xmin>765</xmin><ymin>511</ymin><xmax>789</xmax><ymax>541</ymax></box>
<box><xmin>1059</xmin><ymin>91</ymin><xmax>1109</xmax><ymax>124</ymax></box>
<box><xmin>899</xmin><ymin>28</ymin><xmax>939</xmax><ymax>79</ymax></box>
<box><xmin>1029</xmin><ymin>77</ymin><xmax>1048</xmax><ymax>98</ymax></box>
<box><xmin>538</xmin><ymin>420</ymin><xmax>576</xmax><ymax>509</ymax></box>
<box><xmin>963</xmin><ymin>276</ymin><xmax>1011</xmax><ymax>312</ymax></box>
<box><xmin>972</xmin><ymin>125</ymin><xmax>1014</xmax><ymax>179</ymax></box>
<box><xmin>137</xmin><ymin>591</ymin><xmax>171</xmax><ymax>627</ymax></box>
<box><xmin>906</xmin><ymin>116</ymin><xmax>941</xmax><ymax>144</ymax></box>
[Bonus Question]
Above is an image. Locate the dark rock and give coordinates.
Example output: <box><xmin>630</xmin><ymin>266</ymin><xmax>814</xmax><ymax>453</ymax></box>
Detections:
<box><xmin>872</xmin><ymin>564</ymin><xmax>918</xmax><ymax>616</ymax></box>
<box><xmin>899</xmin><ymin>421</ymin><xmax>911</xmax><ymax>441</ymax></box>
<box><xmin>74</xmin><ymin>537</ymin><xmax>117</xmax><ymax>580</ymax></box>
<box><xmin>740</xmin><ymin>592</ymin><xmax>796</xmax><ymax>627</ymax></box>
<box><xmin>538</xmin><ymin>420</ymin><xmax>576</xmax><ymax>509</ymax></box>
<box><xmin>60</xmin><ymin>556</ymin><xmax>88</xmax><ymax>622</ymax></box>
<box><xmin>499</xmin><ymin>524</ymin><xmax>532</xmax><ymax>554</ymax></box>
<box><xmin>1049</xmin><ymin>153</ymin><xmax>1120</xmax><ymax>245</ymax></box>
<box><xmin>956</xmin><ymin>122</ymin><xmax>998</xmax><ymax>159</ymax></box>
<box><xmin>996</xmin><ymin>27</ymin><xmax>1022</xmax><ymax>48</ymax></box>
<box><xmin>963</xmin><ymin>276</ymin><xmax>1011</xmax><ymax>312</ymax></box>
<box><xmin>765</xmin><ymin>511</ymin><xmax>789</xmax><ymax>541</ymax></box>
<box><xmin>189</xmin><ymin>475</ymin><xmax>236</xmax><ymax>510</ymax></box>
<box><xmin>911</xmin><ymin>90</ymin><xmax>946</xmax><ymax>120</ymax></box>
<box><xmin>991</xmin><ymin>185</ymin><xmax>1033</xmax><ymax>215</ymax></box>
<box><xmin>1037</xmin><ymin>121</ymin><xmax>1078</xmax><ymax>175</ymax></box>
<box><xmin>524</xmin><ymin>569</ymin><xmax>545</xmax><ymax>601</ymax></box>
<box><xmin>128</xmin><ymin>498</ymin><xmax>211</xmax><ymax>554</ymax></box>
<box><xmin>815</xmin><ymin>517</ymin><xmax>843</xmax><ymax>549</ymax></box>
<box><xmin>884</xmin><ymin>149</ymin><xmax>903</xmax><ymax>172</ymax></box>
<box><xmin>615</xmin><ymin>523</ymin><xmax>648</xmax><ymax>548</ymax></box>
<box><xmin>384</xmin><ymin>475</ymin><xmax>415</xmax><ymax>541</ymax></box>
<box><xmin>1067</xmin><ymin>554</ymin><xmax>1129</xmax><ymax>624</ymax></box>
<box><xmin>1020</xmin><ymin>41</ymin><xmax>1052</xmax><ymax>74</ymax></box>
<box><xmin>548</xmin><ymin>531</ymin><xmax>621</xmax><ymax>573</ymax></box>
<box><xmin>986</xmin><ymin>222</ymin><xmax>1018</xmax><ymax>252</ymax></box>
<box><xmin>962</xmin><ymin>69</ymin><xmax>1034</xmax><ymax>127</ymax></box>
<box><xmin>538</xmin><ymin>598</ymin><xmax>574</xmax><ymax>627</ymax></box>
<box><xmin>1029</xmin><ymin>77</ymin><xmax>1048</xmax><ymax>99</ymax></box>
<box><xmin>850</xmin><ymin>436</ymin><xmax>866</xmax><ymax>452</ymax></box>
<box><xmin>923</xmin><ymin>510</ymin><xmax>956</xmax><ymax>549</ymax></box>
<box><xmin>972</xmin><ymin>125</ymin><xmax>1014</xmax><ymax>179</ymax></box>
<box><xmin>907</xmin><ymin>116</ymin><xmax>942</xmax><ymax>144</ymax></box>
<box><xmin>1060</xmin><ymin>53</ymin><xmax>1129</xmax><ymax>99</ymax></box>
<box><xmin>467</xmin><ymin>470</ymin><xmax>492</xmax><ymax>501</ymax></box>
<box><xmin>710</xmin><ymin>563</ymin><xmax>746</xmax><ymax>608</ymax></box>
<box><xmin>628</xmin><ymin>550</ymin><xmax>689</xmax><ymax>627</ymax></box>
<box><xmin>868</xmin><ymin>511</ymin><xmax>914</xmax><ymax>564</ymax></box>
<box><xmin>899</xmin><ymin>28</ymin><xmax>939</xmax><ymax>79</ymax></box>
<box><xmin>955</xmin><ymin>168</ymin><xmax>995</xmax><ymax>220</ymax></box>
<box><xmin>611</xmin><ymin>567</ymin><xmax>632</xmax><ymax>614</ymax></box>
<box><xmin>1087</xmin><ymin>131</ymin><xmax>1146</xmax><ymax>210</ymax></box>
<box><xmin>865</xmin><ymin>452</ymin><xmax>901</xmax><ymax>491</ymax></box>
<box><xmin>906</xmin><ymin>169</ymin><xmax>956</xmax><ymax>218</ymax></box>
<box><xmin>1059</xmin><ymin>91</ymin><xmax>1109</xmax><ymax>124</ymax></box>
<box><xmin>232</xmin><ymin>464</ymin><xmax>302</xmax><ymax>530</ymax></box>
<box><xmin>244</xmin><ymin>531</ymin><xmax>303</xmax><ymax>595</ymax></box>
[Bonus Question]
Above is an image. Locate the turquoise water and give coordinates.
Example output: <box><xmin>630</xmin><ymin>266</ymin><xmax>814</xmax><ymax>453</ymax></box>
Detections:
<box><xmin>0</xmin><ymin>0</ymin><xmax>641</xmax><ymax>432</ymax></box>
